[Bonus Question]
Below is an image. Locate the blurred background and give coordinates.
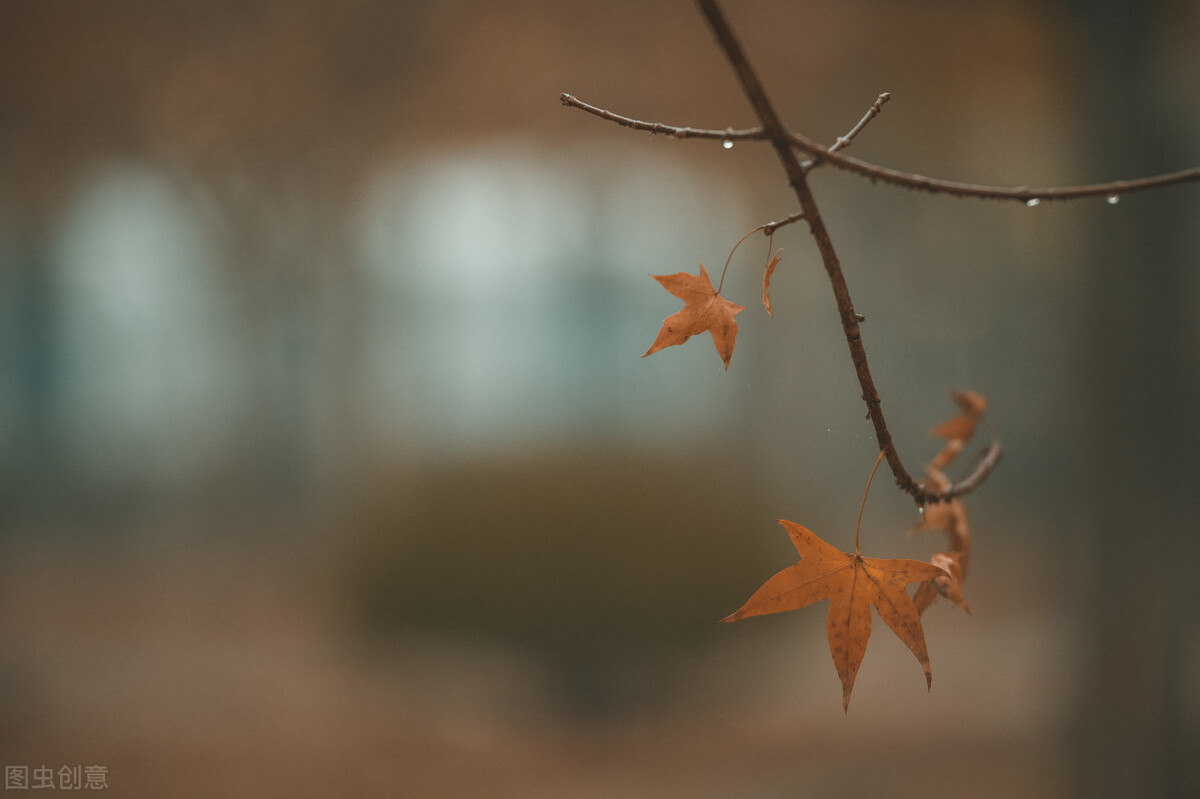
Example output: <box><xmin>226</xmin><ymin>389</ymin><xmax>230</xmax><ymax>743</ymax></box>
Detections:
<box><xmin>1</xmin><ymin>0</ymin><xmax>1198</xmax><ymax>796</ymax></box>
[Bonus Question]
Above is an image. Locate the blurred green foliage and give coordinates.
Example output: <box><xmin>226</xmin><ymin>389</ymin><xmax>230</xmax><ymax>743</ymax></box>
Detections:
<box><xmin>340</xmin><ymin>447</ymin><xmax>771</xmax><ymax>710</ymax></box>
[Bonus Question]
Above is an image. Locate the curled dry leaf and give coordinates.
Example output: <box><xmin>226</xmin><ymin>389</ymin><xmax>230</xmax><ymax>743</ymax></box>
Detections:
<box><xmin>927</xmin><ymin>436</ymin><xmax>964</xmax><ymax>472</ymax></box>
<box><xmin>915</xmin><ymin>551</ymin><xmax>971</xmax><ymax>614</ymax></box>
<box><xmin>643</xmin><ymin>263</ymin><xmax>746</xmax><ymax>369</ymax></box>
<box><xmin>929</xmin><ymin>389</ymin><xmax>988</xmax><ymax>442</ymax></box>
<box><xmin>911</xmin><ymin>495</ymin><xmax>960</xmax><ymax>540</ymax></box>
<box><xmin>930</xmin><ymin>551</ymin><xmax>970</xmax><ymax>613</ymax></box>
<box><xmin>911</xmin><ymin>468</ymin><xmax>972</xmax><ymax>615</ymax></box>
<box><xmin>912</xmin><ymin>468</ymin><xmax>970</xmax><ymax>551</ymax></box>
<box><xmin>724</xmin><ymin>520</ymin><xmax>947</xmax><ymax>711</ymax></box>
<box><xmin>911</xmin><ymin>579</ymin><xmax>938</xmax><ymax>616</ymax></box>
<box><xmin>762</xmin><ymin>250</ymin><xmax>782</xmax><ymax>316</ymax></box>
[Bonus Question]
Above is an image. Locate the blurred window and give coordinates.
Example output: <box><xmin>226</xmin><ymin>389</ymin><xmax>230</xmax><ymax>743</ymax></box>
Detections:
<box><xmin>51</xmin><ymin>164</ymin><xmax>236</xmax><ymax>485</ymax></box>
<box><xmin>354</xmin><ymin>142</ymin><xmax>749</xmax><ymax>453</ymax></box>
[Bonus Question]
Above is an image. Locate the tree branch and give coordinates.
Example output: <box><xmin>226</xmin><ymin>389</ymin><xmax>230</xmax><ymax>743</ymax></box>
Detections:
<box><xmin>789</xmin><ymin>133</ymin><xmax>1200</xmax><ymax>202</ymax></box>
<box><xmin>695</xmin><ymin>0</ymin><xmax>956</xmax><ymax>499</ymax></box>
<box><xmin>561</xmin><ymin>94</ymin><xmax>1200</xmax><ymax>203</ymax></box>
<box><xmin>559</xmin><ymin>93</ymin><xmax>762</xmax><ymax>142</ymax></box>
<box><xmin>761</xmin><ymin>211</ymin><xmax>805</xmax><ymax>236</ymax></box>
<box><xmin>941</xmin><ymin>442</ymin><xmax>1003</xmax><ymax>501</ymax></box>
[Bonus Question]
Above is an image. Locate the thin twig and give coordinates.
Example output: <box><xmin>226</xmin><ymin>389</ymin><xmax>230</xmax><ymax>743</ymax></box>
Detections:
<box><xmin>801</xmin><ymin>92</ymin><xmax>890</xmax><ymax>171</ymax></box>
<box><xmin>787</xmin><ymin>132</ymin><xmax>1200</xmax><ymax>201</ymax></box>
<box><xmin>561</xmin><ymin>92</ymin><xmax>1200</xmax><ymax>203</ymax></box>
<box><xmin>921</xmin><ymin>442</ymin><xmax>1003</xmax><ymax>504</ymax></box>
<box><xmin>762</xmin><ymin>96</ymin><xmax>890</xmax><ymax>234</ymax></box>
<box><xmin>762</xmin><ymin>211</ymin><xmax>804</xmax><ymax>236</ymax></box>
<box><xmin>560</xmin><ymin>93</ymin><xmax>762</xmax><ymax>142</ymax></box>
<box><xmin>831</xmin><ymin>92</ymin><xmax>891</xmax><ymax>154</ymax></box>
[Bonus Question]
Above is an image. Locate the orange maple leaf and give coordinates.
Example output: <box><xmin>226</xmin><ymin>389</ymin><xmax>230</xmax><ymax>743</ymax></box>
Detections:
<box><xmin>643</xmin><ymin>263</ymin><xmax>745</xmax><ymax>369</ymax></box>
<box><xmin>724</xmin><ymin>520</ymin><xmax>947</xmax><ymax>711</ymax></box>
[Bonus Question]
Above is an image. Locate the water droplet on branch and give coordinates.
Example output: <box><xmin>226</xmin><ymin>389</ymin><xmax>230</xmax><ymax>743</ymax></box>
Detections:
<box><xmin>722</xmin><ymin>138</ymin><xmax>734</xmax><ymax>150</ymax></box>
<box><xmin>1106</xmin><ymin>193</ymin><xmax>1120</xmax><ymax>205</ymax></box>
<box><xmin>1025</xmin><ymin>198</ymin><xmax>1041</xmax><ymax>208</ymax></box>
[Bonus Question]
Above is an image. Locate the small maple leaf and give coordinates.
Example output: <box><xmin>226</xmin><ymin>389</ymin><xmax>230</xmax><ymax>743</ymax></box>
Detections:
<box><xmin>724</xmin><ymin>520</ymin><xmax>947</xmax><ymax>711</ymax></box>
<box><xmin>644</xmin><ymin>263</ymin><xmax>745</xmax><ymax>369</ymax></box>
<box><xmin>762</xmin><ymin>250</ymin><xmax>782</xmax><ymax>317</ymax></box>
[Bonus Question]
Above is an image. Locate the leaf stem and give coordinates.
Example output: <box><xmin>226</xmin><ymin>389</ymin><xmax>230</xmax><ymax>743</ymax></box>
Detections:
<box><xmin>717</xmin><ymin>224</ymin><xmax>767</xmax><ymax>294</ymax></box>
<box><xmin>856</xmin><ymin>450</ymin><xmax>887</xmax><ymax>555</ymax></box>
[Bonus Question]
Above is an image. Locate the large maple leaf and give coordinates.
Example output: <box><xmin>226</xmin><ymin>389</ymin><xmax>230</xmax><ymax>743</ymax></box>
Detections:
<box><xmin>643</xmin><ymin>263</ymin><xmax>745</xmax><ymax>369</ymax></box>
<box><xmin>724</xmin><ymin>520</ymin><xmax>947</xmax><ymax>710</ymax></box>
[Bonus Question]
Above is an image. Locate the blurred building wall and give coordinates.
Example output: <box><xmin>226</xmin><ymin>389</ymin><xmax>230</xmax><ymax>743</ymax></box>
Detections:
<box><xmin>0</xmin><ymin>1</ymin><xmax>1197</xmax><ymax>794</ymax></box>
